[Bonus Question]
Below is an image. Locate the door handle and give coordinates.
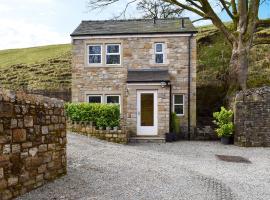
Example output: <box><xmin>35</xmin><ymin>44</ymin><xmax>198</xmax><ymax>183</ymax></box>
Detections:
<box><xmin>138</xmin><ymin>111</ymin><xmax>140</xmax><ymax>116</ymax></box>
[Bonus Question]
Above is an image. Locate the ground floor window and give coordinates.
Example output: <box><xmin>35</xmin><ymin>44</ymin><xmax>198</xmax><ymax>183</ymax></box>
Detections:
<box><xmin>86</xmin><ymin>94</ymin><xmax>121</xmax><ymax>109</ymax></box>
<box><xmin>173</xmin><ymin>94</ymin><xmax>184</xmax><ymax>116</ymax></box>
<box><xmin>106</xmin><ymin>95</ymin><xmax>121</xmax><ymax>112</ymax></box>
<box><xmin>106</xmin><ymin>95</ymin><xmax>120</xmax><ymax>104</ymax></box>
<box><xmin>88</xmin><ymin>95</ymin><xmax>102</xmax><ymax>103</ymax></box>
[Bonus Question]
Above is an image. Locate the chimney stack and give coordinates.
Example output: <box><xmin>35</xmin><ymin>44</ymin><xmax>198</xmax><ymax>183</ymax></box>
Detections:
<box><xmin>153</xmin><ymin>16</ymin><xmax>157</xmax><ymax>24</ymax></box>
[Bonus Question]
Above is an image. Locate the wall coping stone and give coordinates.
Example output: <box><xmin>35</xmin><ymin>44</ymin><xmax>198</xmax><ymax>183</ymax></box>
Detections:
<box><xmin>0</xmin><ymin>88</ymin><xmax>64</xmax><ymax>108</ymax></box>
<box><xmin>235</xmin><ymin>86</ymin><xmax>270</xmax><ymax>102</ymax></box>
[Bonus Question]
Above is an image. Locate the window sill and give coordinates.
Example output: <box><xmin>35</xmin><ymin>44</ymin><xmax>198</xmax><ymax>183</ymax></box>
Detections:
<box><xmin>84</xmin><ymin>65</ymin><xmax>123</xmax><ymax>68</ymax></box>
<box><xmin>176</xmin><ymin>114</ymin><xmax>185</xmax><ymax>117</ymax></box>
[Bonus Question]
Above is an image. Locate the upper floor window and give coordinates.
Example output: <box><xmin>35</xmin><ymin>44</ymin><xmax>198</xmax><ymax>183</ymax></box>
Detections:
<box><xmin>106</xmin><ymin>44</ymin><xmax>121</xmax><ymax>65</ymax></box>
<box><xmin>155</xmin><ymin>43</ymin><xmax>164</xmax><ymax>64</ymax></box>
<box><xmin>173</xmin><ymin>94</ymin><xmax>184</xmax><ymax>116</ymax></box>
<box><xmin>88</xmin><ymin>45</ymin><xmax>102</xmax><ymax>64</ymax></box>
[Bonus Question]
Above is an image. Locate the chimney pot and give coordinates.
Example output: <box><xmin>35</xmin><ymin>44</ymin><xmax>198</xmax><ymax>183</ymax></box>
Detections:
<box><xmin>181</xmin><ymin>18</ymin><xmax>185</xmax><ymax>29</ymax></box>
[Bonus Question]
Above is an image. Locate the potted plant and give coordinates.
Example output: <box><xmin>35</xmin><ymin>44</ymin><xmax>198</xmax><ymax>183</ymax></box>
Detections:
<box><xmin>213</xmin><ymin>107</ymin><xmax>234</xmax><ymax>145</ymax></box>
<box><xmin>166</xmin><ymin>112</ymin><xmax>180</xmax><ymax>142</ymax></box>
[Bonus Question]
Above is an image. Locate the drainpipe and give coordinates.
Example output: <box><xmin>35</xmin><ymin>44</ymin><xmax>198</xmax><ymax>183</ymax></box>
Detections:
<box><xmin>188</xmin><ymin>33</ymin><xmax>194</xmax><ymax>140</ymax></box>
<box><xmin>169</xmin><ymin>82</ymin><xmax>172</xmax><ymax>132</ymax></box>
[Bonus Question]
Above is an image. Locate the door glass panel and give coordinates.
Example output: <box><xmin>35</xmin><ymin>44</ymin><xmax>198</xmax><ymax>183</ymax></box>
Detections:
<box><xmin>141</xmin><ymin>93</ymin><xmax>154</xmax><ymax>126</ymax></box>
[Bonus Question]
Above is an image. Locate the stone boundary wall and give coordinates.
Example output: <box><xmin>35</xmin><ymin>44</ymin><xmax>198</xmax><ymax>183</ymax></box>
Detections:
<box><xmin>234</xmin><ymin>87</ymin><xmax>270</xmax><ymax>147</ymax></box>
<box><xmin>0</xmin><ymin>89</ymin><xmax>67</xmax><ymax>200</ymax></box>
<box><xmin>67</xmin><ymin>121</ymin><xmax>128</xmax><ymax>144</ymax></box>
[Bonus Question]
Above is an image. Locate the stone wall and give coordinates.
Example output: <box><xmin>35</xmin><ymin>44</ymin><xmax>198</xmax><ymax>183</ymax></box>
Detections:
<box><xmin>234</xmin><ymin>87</ymin><xmax>270</xmax><ymax>147</ymax></box>
<box><xmin>72</xmin><ymin>36</ymin><xmax>196</xmax><ymax>137</ymax></box>
<box><xmin>27</xmin><ymin>89</ymin><xmax>71</xmax><ymax>102</ymax></box>
<box><xmin>0</xmin><ymin>89</ymin><xmax>67</xmax><ymax>200</ymax></box>
<box><xmin>67</xmin><ymin>121</ymin><xmax>127</xmax><ymax>144</ymax></box>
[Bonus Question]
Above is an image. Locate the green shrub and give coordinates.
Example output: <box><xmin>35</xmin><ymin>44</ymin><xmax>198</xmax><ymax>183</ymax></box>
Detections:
<box><xmin>171</xmin><ymin>112</ymin><xmax>180</xmax><ymax>134</ymax></box>
<box><xmin>65</xmin><ymin>103</ymin><xmax>120</xmax><ymax>128</ymax></box>
<box><xmin>213</xmin><ymin>107</ymin><xmax>234</xmax><ymax>137</ymax></box>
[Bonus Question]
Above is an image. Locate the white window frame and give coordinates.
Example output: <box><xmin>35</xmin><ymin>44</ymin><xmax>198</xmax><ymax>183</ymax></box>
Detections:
<box><xmin>105</xmin><ymin>95</ymin><xmax>121</xmax><ymax>112</ymax></box>
<box><xmin>87</xmin><ymin>44</ymin><xmax>102</xmax><ymax>65</ymax></box>
<box><xmin>155</xmin><ymin>43</ymin><xmax>165</xmax><ymax>64</ymax></box>
<box><xmin>87</xmin><ymin>95</ymin><xmax>103</xmax><ymax>103</ymax></box>
<box><xmin>173</xmin><ymin>94</ymin><xmax>184</xmax><ymax>116</ymax></box>
<box><xmin>105</xmin><ymin>44</ymin><xmax>121</xmax><ymax>65</ymax></box>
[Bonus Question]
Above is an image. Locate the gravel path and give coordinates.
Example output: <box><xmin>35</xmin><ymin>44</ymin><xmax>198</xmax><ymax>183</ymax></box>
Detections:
<box><xmin>18</xmin><ymin>133</ymin><xmax>270</xmax><ymax>200</ymax></box>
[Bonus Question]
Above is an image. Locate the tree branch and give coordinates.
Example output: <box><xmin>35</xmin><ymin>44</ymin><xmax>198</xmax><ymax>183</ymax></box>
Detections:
<box><xmin>231</xmin><ymin>0</ymin><xmax>238</xmax><ymax>16</ymax></box>
<box><xmin>199</xmin><ymin>0</ymin><xmax>236</xmax><ymax>44</ymax></box>
<box><xmin>165</xmin><ymin>0</ymin><xmax>206</xmax><ymax>18</ymax></box>
<box><xmin>219</xmin><ymin>0</ymin><xmax>235</xmax><ymax>19</ymax></box>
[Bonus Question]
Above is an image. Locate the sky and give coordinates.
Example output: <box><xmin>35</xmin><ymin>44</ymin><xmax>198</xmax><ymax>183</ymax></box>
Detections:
<box><xmin>0</xmin><ymin>0</ymin><xmax>269</xmax><ymax>50</ymax></box>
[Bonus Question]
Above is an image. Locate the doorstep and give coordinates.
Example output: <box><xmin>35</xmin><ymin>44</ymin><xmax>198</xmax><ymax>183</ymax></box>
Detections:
<box><xmin>129</xmin><ymin>136</ymin><xmax>165</xmax><ymax>143</ymax></box>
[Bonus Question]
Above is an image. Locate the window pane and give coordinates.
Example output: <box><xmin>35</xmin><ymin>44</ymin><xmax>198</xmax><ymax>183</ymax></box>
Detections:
<box><xmin>107</xmin><ymin>45</ymin><xmax>119</xmax><ymax>53</ymax></box>
<box><xmin>107</xmin><ymin>96</ymin><xmax>119</xmax><ymax>104</ymax></box>
<box><xmin>89</xmin><ymin>46</ymin><xmax>101</xmax><ymax>54</ymax></box>
<box><xmin>89</xmin><ymin>55</ymin><xmax>101</xmax><ymax>64</ymax></box>
<box><xmin>106</xmin><ymin>55</ymin><xmax>120</xmax><ymax>64</ymax></box>
<box><xmin>141</xmin><ymin>93</ymin><xmax>154</xmax><ymax>126</ymax></box>
<box><xmin>155</xmin><ymin>44</ymin><xmax>163</xmax><ymax>52</ymax></box>
<box><xmin>88</xmin><ymin>96</ymin><xmax>101</xmax><ymax>103</ymax></box>
<box><xmin>175</xmin><ymin>105</ymin><xmax>183</xmax><ymax>115</ymax></box>
<box><xmin>174</xmin><ymin>95</ymin><xmax>183</xmax><ymax>104</ymax></box>
<box><xmin>155</xmin><ymin>54</ymin><xmax>163</xmax><ymax>63</ymax></box>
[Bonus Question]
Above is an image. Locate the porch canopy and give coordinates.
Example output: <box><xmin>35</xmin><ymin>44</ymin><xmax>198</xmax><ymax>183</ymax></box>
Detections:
<box><xmin>127</xmin><ymin>69</ymin><xmax>170</xmax><ymax>83</ymax></box>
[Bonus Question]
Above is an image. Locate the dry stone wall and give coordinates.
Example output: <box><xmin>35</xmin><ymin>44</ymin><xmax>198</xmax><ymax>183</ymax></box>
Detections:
<box><xmin>0</xmin><ymin>89</ymin><xmax>67</xmax><ymax>200</ymax></box>
<box><xmin>234</xmin><ymin>87</ymin><xmax>270</xmax><ymax>147</ymax></box>
<box><xmin>67</xmin><ymin>121</ymin><xmax>127</xmax><ymax>144</ymax></box>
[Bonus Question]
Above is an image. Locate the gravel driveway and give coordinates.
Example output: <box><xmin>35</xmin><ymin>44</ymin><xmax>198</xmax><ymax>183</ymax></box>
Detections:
<box><xmin>18</xmin><ymin>133</ymin><xmax>270</xmax><ymax>200</ymax></box>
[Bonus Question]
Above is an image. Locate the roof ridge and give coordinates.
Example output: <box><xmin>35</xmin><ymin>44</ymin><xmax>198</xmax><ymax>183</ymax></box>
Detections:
<box><xmin>81</xmin><ymin>17</ymin><xmax>189</xmax><ymax>23</ymax></box>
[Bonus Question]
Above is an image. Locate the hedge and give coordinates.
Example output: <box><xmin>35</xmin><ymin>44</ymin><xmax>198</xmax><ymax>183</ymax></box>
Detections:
<box><xmin>65</xmin><ymin>103</ymin><xmax>120</xmax><ymax>128</ymax></box>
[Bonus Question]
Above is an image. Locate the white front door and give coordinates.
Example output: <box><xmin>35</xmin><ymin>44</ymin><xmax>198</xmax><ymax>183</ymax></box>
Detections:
<box><xmin>137</xmin><ymin>90</ymin><xmax>158</xmax><ymax>136</ymax></box>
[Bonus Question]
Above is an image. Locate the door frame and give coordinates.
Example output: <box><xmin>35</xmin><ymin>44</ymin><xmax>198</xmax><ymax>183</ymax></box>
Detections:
<box><xmin>136</xmin><ymin>90</ymin><xmax>158</xmax><ymax>136</ymax></box>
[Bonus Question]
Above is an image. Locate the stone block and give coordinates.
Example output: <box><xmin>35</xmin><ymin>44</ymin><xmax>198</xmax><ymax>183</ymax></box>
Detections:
<box><xmin>8</xmin><ymin>176</ymin><xmax>18</xmax><ymax>186</ymax></box>
<box><xmin>0</xmin><ymin>167</ymin><xmax>4</xmax><ymax>179</ymax></box>
<box><xmin>29</xmin><ymin>147</ymin><xmax>38</xmax><ymax>157</ymax></box>
<box><xmin>0</xmin><ymin>179</ymin><xmax>7</xmax><ymax>190</ymax></box>
<box><xmin>42</xmin><ymin>126</ymin><xmax>49</xmax><ymax>135</ymax></box>
<box><xmin>38</xmin><ymin>144</ymin><xmax>47</xmax><ymax>152</ymax></box>
<box><xmin>2</xmin><ymin>189</ymin><xmax>12</xmax><ymax>200</ymax></box>
<box><xmin>11</xmin><ymin>119</ymin><xmax>17</xmax><ymax>128</ymax></box>
<box><xmin>12</xmin><ymin>144</ymin><xmax>21</xmax><ymax>153</ymax></box>
<box><xmin>38</xmin><ymin>164</ymin><xmax>47</xmax><ymax>173</ymax></box>
<box><xmin>12</xmin><ymin>129</ymin><xmax>27</xmax><ymax>142</ymax></box>
<box><xmin>24</xmin><ymin>116</ymin><xmax>34</xmax><ymax>127</ymax></box>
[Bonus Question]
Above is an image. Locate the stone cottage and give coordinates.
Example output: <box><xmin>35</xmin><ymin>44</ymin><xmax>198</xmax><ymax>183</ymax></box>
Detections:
<box><xmin>71</xmin><ymin>18</ymin><xmax>197</xmax><ymax>142</ymax></box>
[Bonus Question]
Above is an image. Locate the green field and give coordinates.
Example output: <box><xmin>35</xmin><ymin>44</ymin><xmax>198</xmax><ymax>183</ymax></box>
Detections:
<box><xmin>0</xmin><ymin>44</ymin><xmax>71</xmax><ymax>90</ymax></box>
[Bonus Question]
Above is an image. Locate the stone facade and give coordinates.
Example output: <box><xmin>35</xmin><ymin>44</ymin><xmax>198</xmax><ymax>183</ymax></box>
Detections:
<box><xmin>0</xmin><ymin>89</ymin><xmax>67</xmax><ymax>200</ymax></box>
<box><xmin>72</xmin><ymin>35</ymin><xmax>196</xmax><ymax>140</ymax></box>
<box><xmin>234</xmin><ymin>87</ymin><xmax>270</xmax><ymax>147</ymax></box>
<box><xmin>67</xmin><ymin>121</ymin><xmax>127</xmax><ymax>144</ymax></box>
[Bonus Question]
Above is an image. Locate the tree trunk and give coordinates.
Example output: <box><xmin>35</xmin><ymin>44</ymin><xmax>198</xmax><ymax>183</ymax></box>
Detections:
<box><xmin>229</xmin><ymin>40</ymin><xmax>249</xmax><ymax>91</ymax></box>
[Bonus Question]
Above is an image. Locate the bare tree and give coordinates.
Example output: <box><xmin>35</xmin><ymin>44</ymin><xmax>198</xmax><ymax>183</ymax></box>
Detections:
<box><xmin>89</xmin><ymin>0</ymin><xmax>270</xmax><ymax>90</ymax></box>
<box><xmin>137</xmin><ymin>0</ymin><xmax>183</xmax><ymax>19</ymax></box>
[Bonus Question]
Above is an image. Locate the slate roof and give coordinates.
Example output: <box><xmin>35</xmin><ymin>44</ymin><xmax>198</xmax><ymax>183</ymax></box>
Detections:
<box><xmin>127</xmin><ymin>69</ymin><xmax>170</xmax><ymax>83</ymax></box>
<box><xmin>71</xmin><ymin>18</ymin><xmax>197</xmax><ymax>37</ymax></box>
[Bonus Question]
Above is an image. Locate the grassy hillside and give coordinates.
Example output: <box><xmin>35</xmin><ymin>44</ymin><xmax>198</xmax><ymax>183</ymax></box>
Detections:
<box><xmin>0</xmin><ymin>44</ymin><xmax>71</xmax><ymax>90</ymax></box>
